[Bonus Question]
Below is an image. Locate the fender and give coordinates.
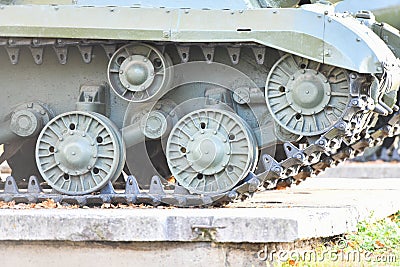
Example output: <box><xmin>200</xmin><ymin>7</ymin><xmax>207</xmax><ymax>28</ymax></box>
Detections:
<box><xmin>0</xmin><ymin>3</ymin><xmax>396</xmax><ymax>74</ymax></box>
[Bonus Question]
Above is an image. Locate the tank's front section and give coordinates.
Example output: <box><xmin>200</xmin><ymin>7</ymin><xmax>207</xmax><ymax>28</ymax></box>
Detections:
<box><xmin>0</xmin><ymin>2</ymin><xmax>399</xmax><ymax>206</ymax></box>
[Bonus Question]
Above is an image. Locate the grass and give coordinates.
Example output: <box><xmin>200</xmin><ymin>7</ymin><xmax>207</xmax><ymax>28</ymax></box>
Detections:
<box><xmin>274</xmin><ymin>211</ymin><xmax>400</xmax><ymax>266</ymax></box>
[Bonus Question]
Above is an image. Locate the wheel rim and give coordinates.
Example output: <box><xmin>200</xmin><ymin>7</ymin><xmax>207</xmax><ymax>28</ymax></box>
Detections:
<box><xmin>166</xmin><ymin>109</ymin><xmax>257</xmax><ymax>194</ymax></box>
<box><xmin>35</xmin><ymin>111</ymin><xmax>123</xmax><ymax>195</ymax></box>
<box><xmin>108</xmin><ymin>43</ymin><xmax>171</xmax><ymax>102</ymax></box>
<box><xmin>265</xmin><ymin>54</ymin><xmax>350</xmax><ymax>136</ymax></box>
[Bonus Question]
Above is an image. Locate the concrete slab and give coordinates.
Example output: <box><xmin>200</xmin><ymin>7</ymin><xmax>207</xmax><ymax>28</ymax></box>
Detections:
<box><xmin>0</xmin><ymin>176</ymin><xmax>399</xmax><ymax>243</ymax></box>
<box><xmin>0</xmin><ymin>161</ymin><xmax>10</xmax><ymax>182</ymax></box>
<box><xmin>317</xmin><ymin>162</ymin><xmax>400</xmax><ymax>178</ymax></box>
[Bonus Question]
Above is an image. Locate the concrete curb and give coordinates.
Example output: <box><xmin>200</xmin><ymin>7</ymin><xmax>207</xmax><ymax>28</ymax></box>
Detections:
<box><xmin>0</xmin><ymin>207</ymin><xmax>357</xmax><ymax>243</ymax></box>
<box><xmin>0</xmin><ymin>177</ymin><xmax>399</xmax><ymax>243</ymax></box>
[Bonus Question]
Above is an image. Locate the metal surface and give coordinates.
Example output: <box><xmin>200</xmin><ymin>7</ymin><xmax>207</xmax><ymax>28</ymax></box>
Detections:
<box><xmin>108</xmin><ymin>43</ymin><xmax>171</xmax><ymax>102</ymax></box>
<box><xmin>335</xmin><ymin>0</ymin><xmax>400</xmax><ymax>30</ymax></box>
<box><xmin>265</xmin><ymin>54</ymin><xmax>350</xmax><ymax>136</ymax></box>
<box><xmin>35</xmin><ymin>111</ymin><xmax>124</xmax><ymax>195</ymax></box>
<box><xmin>166</xmin><ymin>109</ymin><xmax>257</xmax><ymax>194</ymax></box>
<box><xmin>0</xmin><ymin>5</ymin><xmax>394</xmax><ymax>73</ymax></box>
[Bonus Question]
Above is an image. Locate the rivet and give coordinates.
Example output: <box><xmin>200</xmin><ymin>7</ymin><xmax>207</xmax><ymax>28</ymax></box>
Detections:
<box><xmin>356</xmin><ymin>38</ymin><xmax>361</xmax><ymax>42</ymax></box>
<box><xmin>273</xmin><ymin>166</ymin><xmax>281</xmax><ymax>172</ymax></box>
<box><xmin>143</xmin><ymin>58</ymin><xmax>148</xmax><ymax>62</ymax></box>
<box><xmin>87</xmin><ymin>166</ymin><xmax>91</xmax><ymax>170</ymax></box>
<box><xmin>120</xmin><ymin>70</ymin><xmax>123</xmax><ymax>74</ymax></box>
<box><xmin>162</xmin><ymin>31</ymin><xmax>170</xmax><ymax>38</ymax></box>
<box><xmin>213</xmin><ymin>131</ymin><xmax>217</xmax><ymax>135</ymax></box>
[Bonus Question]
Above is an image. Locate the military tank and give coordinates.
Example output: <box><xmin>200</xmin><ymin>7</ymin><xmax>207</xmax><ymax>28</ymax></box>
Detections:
<box><xmin>0</xmin><ymin>0</ymin><xmax>400</xmax><ymax>207</ymax></box>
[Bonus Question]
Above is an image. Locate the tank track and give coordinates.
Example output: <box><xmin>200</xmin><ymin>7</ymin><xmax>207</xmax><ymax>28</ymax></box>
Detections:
<box><xmin>0</xmin><ymin>38</ymin><xmax>398</xmax><ymax>207</ymax></box>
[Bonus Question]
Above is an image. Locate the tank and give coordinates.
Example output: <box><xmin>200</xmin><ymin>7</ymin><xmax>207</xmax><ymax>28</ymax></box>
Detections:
<box><xmin>0</xmin><ymin>0</ymin><xmax>400</xmax><ymax>206</ymax></box>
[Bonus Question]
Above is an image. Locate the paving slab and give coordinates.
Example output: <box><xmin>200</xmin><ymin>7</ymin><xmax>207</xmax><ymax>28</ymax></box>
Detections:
<box><xmin>317</xmin><ymin>162</ymin><xmax>400</xmax><ymax>178</ymax></box>
<box><xmin>0</xmin><ymin>176</ymin><xmax>399</xmax><ymax>243</ymax></box>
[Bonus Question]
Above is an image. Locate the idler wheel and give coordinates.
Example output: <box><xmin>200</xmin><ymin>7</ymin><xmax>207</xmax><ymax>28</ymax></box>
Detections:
<box><xmin>265</xmin><ymin>54</ymin><xmax>350</xmax><ymax>136</ymax></box>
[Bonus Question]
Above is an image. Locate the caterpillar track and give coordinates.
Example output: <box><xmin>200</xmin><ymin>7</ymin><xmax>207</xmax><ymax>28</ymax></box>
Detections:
<box><xmin>0</xmin><ymin>2</ymin><xmax>400</xmax><ymax>207</ymax></box>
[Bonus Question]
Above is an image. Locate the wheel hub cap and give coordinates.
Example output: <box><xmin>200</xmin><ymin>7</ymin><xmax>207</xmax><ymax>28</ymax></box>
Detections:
<box><xmin>55</xmin><ymin>134</ymin><xmax>97</xmax><ymax>176</ymax></box>
<box><xmin>186</xmin><ymin>130</ymin><xmax>231</xmax><ymax>175</ymax></box>
<box><xmin>286</xmin><ymin>69</ymin><xmax>331</xmax><ymax>115</ymax></box>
